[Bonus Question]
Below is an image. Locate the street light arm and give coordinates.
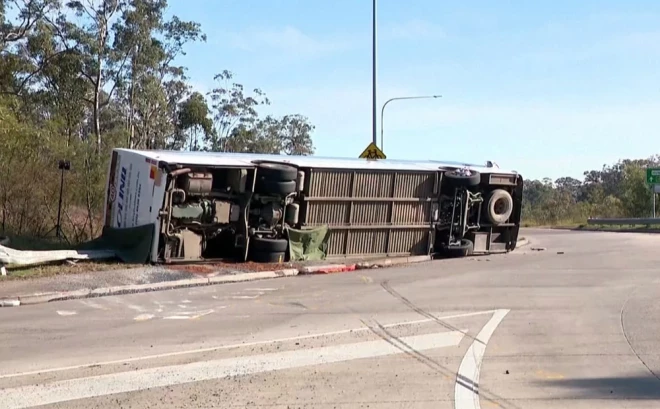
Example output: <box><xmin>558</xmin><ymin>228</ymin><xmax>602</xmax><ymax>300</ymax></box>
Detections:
<box><xmin>379</xmin><ymin>95</ymin><xmax>442</xmax><ymax>151</ymax></box>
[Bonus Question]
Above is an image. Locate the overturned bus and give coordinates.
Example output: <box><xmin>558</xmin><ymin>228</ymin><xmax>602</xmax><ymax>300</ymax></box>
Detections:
<box><xmin>103</xmin><ymin>149</ymin><xmax>523</xmax><ymax>263</ymax></box>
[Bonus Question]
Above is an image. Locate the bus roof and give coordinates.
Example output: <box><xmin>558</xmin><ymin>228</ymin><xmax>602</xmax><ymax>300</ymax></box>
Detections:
<box><xmin>115</xmin><ymin>149</ymin><xmax>517</xmax><ymax>175</ymax></box>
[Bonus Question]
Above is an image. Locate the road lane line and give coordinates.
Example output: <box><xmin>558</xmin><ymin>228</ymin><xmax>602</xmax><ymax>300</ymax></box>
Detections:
<box><xmin>386</xmin><ymin>310</ymin><xmax>499</xmax><ymax>328</ymax></box>
<box><xmin>55</xmin><ymin>310</ymin><xmax>77</xmax><ymax>316</ymax></box>
<box><xmin>163</xmin><ymin>309</ymin><xmax>214</xmax><ymax>320</ymax></box>
<box><xmin>454</xmin><ymin>309</ymin><xmax>510</xmax><ymax>409</ymax></box>
<box><xmin>0</xmin><ymin>330</ymin><xmax>465</xmax><ymax>409</ymax></box>
<box><xmin>0</xmin><ymin>309</ymin><xmax>494</xmax><ymax>380</ymax></box>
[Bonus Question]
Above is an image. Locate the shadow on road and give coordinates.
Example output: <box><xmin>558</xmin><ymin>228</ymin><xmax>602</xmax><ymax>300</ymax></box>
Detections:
<box><xmin>539</xmin><ymin>375</ymin><xmax>660</xmax><ymax>400</ymax></box>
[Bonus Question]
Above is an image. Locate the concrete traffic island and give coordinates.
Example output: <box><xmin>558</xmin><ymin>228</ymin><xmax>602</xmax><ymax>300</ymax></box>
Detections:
<box><xmin>0</xmin><ymin>238</ymin><xmax>529</xmax><ymax>307</ymax></box>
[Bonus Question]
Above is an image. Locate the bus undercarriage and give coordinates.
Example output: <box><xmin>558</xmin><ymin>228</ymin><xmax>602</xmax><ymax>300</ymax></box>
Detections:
<box><xmin>155</xmin><ymin>160</ymin><xmax>523</xmax><ymax>263</ymax></box>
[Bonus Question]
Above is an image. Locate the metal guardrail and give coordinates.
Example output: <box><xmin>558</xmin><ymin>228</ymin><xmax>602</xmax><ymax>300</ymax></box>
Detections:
<box><xmin>587</xmin><ymin>218</ymin><xmax>660</xmax><ymax>225</ymax></box>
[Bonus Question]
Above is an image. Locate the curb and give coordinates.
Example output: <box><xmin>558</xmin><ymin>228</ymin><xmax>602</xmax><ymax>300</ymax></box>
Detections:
<box><xmin>300</xmin><ymin>255</ymin><xmax>433</xmax><ymax>274</ymax></box>
<box><xmin>356</xmin><ymin>255</ymin><xmax>432</xmax><ymax>270</ymax></box>
<box><xmin>0</xmin><ymin>268</ymin><xmax>299</xmax><ymax>308</ymax></box>
<box><xmin>0</xmin><ymin>252</ymin><xmax>442</xmax><ymax>306</ymax></box>
<box><xmin>299</xmin><ymin>264</ymin><xmax>357</xmax><ymax>274</ymax></box>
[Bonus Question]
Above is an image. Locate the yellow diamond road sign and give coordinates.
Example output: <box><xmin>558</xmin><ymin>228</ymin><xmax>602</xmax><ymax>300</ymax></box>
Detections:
<box><xmin>359</xmin><ymin>142</ymin><xmax>386</xmax><ymax>160</ymax></box>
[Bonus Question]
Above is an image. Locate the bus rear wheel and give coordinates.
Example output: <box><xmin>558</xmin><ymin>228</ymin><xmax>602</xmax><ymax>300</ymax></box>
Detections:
<box><xmin>255</xmin><ymin>162</ymin><xmax>298</xmax><ymax>181</ymax></box>
<box><xmin>444</xmin><ymin>169</ymin><xmax>480</xmax><ymax>188</ymax></box>
<box><xmin>441</xmin><ymin>239</ymin><xmax>474</xmax><ymax>258</ymax></box>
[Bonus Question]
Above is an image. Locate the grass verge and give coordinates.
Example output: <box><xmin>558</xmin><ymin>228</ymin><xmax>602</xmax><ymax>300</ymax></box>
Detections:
<box><xmin>1</xmin><ymin>261</ymin><xmax>139</xmax><ymax>281</ymax></box>
<box><xmin>523</xmin><ymin>224</ymin><xmax>660</xmax><ymax>232</ymax></box>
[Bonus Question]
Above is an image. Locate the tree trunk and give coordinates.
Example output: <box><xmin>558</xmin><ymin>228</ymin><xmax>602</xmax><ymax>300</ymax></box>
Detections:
<box><xmin>94</xmin><ymin>77</ymin><xmax>102</xmax><ymax>153</ymax></box>
<box><xmin>128</xmin><ymin>56</ymin><xmax>136</xmax><ymax>148</ymax></box>
<box><xmin>84</xmin><ymin>157</ymin><xmax>96</xmax><ymax>239</ymax></box>
<box><xmin>2</xmin><ymin>192</ymin><xmax>7</xmax><ymax>233</ymax></box>
<box><xmin>94</xmin><ymin>20</ymin><xmax>107</xmax><ymax>155</ymax></box>
<box><xmin>86</xmin><ymin>187</ymin><xmax>95</xmax><ymax>240</ymax></box>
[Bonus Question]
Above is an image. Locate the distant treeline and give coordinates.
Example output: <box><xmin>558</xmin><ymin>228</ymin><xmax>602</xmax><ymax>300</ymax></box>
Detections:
<box><xmin>522</xmin><ymin>156</ymin><xmax>660</xmax><ymax>226</ymax></box>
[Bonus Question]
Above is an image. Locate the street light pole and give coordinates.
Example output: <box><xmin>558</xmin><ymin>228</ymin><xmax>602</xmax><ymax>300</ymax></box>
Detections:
<box><xmin>380</xmin><ymin>95</ymin><xmax>442</xmax><ymax>151</ymax></box>
<box><xmin>372</xmin><ymin>0</ymin><xmax>377</xmax><ymax>146</ymax></box>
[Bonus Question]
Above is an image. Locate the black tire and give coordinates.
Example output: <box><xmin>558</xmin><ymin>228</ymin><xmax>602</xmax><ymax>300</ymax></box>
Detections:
<box><xmin>0</xmin><ymin>236</ymin><xmax>9</xmax><ymax>246</ymax></box>
<box><xmin>485</xmin><ymin>189</ymin><xmax>514</xmax><ymax>225</ymax></box>
<box><xmin>251</xmin><ymin>236</ymin><xmax>288</xmax><ymax>252</ymax></box>
<box><xmin>444</xmin><ymin>169</ymin><xmax>481</xmax><ymax>188</ymax></box>
<box><xmin>255</xmin><ymin>162</ymin><xmax>298</xmax><ymax>181</ymax></box>
<box><xmin>249</xmin><ymin>250</ymin><xmax>286</xmax><ymax>263</ymax></box>
<box><xmin>443</xmin><ymin>239</ymin><xmax>474</xmax><ymax>258</ymax></box>
<box><xmin>255</xmin><ymin>179</ymin><xmax>297</xmax><ymax>195</ymax></box>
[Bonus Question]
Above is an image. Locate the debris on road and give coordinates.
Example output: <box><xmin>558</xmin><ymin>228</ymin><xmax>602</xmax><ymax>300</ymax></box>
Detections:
<box><xmin>530</xmin><ymin>247</ymin><xmax>547</xmax><ymax>251</ymax></box>
<box><xmin>0</xmin><ymin>299</ymin><xmax>20</xmax><ymax>307</ymax></box>
<box><xmin>0</xmin><ymin>244</ymin><xmax>115</xmax><ymax>268</ymax></box>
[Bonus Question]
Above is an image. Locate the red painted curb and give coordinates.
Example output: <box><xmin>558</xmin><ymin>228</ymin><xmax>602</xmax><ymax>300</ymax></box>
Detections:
<box><xmin>301</xmin><ymin>264</ymin><xmax>357</xmax><ymax>274</ymax></box>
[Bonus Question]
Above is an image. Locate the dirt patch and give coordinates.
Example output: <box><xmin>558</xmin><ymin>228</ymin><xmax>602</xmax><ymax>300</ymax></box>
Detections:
<box><xmin>172</xmin><ymin>260</ymin><xmax>302</xmax><ymax>274</ymax></box>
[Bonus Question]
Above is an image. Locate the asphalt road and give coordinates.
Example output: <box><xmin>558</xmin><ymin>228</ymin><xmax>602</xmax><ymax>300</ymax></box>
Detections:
<box><xmin>1</xmin><ymin>228</ymin><xmax>659</xmax><ymax>408</ymax></box>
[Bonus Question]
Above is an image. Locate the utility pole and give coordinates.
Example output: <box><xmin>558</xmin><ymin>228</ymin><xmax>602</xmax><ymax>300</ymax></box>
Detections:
<box><xmin>372</xmin><ymin>0</ymin><xmax>377</xmax><ymax>146</ymax></box>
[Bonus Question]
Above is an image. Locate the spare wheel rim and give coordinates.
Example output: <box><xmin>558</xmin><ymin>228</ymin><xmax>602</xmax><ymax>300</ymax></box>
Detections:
<box><xmin>494</xmin><ymin>198</ymin><xmax>509</xmax><ymax>215</ymax></box>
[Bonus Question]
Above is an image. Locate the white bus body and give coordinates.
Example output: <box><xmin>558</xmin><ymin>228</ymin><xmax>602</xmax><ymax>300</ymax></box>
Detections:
<box><xmin>104</xmin><ymin>149</ymin><xmax>524</xmax><ymax>263</ymax></box>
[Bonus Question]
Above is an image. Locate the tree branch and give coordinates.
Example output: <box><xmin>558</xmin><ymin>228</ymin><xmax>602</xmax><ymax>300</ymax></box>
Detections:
<box><xmin>0</xmin><ymin>48</ymin><xmax>71</xmax><ymax>96</ymax></box>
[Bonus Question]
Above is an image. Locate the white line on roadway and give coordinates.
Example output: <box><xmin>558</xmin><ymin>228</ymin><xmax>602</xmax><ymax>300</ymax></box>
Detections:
<box><xmin>0</xmin><ymin>309</ymin><xmax>496</xmax><ymax>380</ymax></box>
<box><xmin>163</xmin><ymin>309</ymin><xmax>214</xmax><ymax>320</ymax></box>
<box><xmin>454</xmin><ymin>309</ymin><xmax>510</xmax><ymax>409</ymax></box>
<box><xmin>245</xmin><ymin>287</ymin><xmax>278</xmax><ymax>291</ymax></box>
<box><xmin>1</xmin><ymin>330</ymin><xmax>465</xmax><ymax>409</ymax></box>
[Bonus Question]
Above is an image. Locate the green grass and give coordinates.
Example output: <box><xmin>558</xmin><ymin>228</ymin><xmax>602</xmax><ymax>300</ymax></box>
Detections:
<box><xmin>574</xmin><ymin>224</ymin><xmax>660</xmax><ymax>231</ymax></box>
<box><xmin>521</xmin><ymin>221</ymin><xmax>584</xmax><ymax>229</ymax></box>
<box><xmin>1</xmin><ymin>261</ymin><xmax>135</xmax><ymax>281</ymax></box>
<box><xmin>522</xmin><ymin>223</ymin><xmax>660</xmax><ymax>232</ymax></box>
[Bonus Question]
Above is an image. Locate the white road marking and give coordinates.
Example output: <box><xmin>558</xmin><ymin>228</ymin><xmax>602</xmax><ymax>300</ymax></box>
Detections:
<box><xmin>163</xmin><ymin>309</ymin><xmax>214</xmax><ymax>320</ymax></box>
<box><xmin>454</xmin><ymin>309</ymin><xmax>510</xmax><ymax>409</ymax></box>
<box><xmin>180</xmin><ymin>299</ymin><xmax>192</xmax><ymax>303</ymax></box>
<box><xmin>0</xmin><ymin>310</ymin><xmax>493</xmax><ymax>380</ymax></box>
<box><xmin>56</xmin><ymin>310</ymin><xmax>77</xmax><ymax>316</ymax></box>
<box><xmin>133</xmin><ymin>314</ymin><xmax>155</xmax><ymax>322</ymax></box>
<box><xmin>0</xmin><ymin>330</ymin><xmax>465</xmax><ymax>409</ymax></box>
<box><xmin>232</xmin><ymin>295</ymin><xmax>260</xmax><ymax>299</ymax></box>
<box><xmin>245</xmin><ymin>287</ymin><xmax>278</xmax><ymax>291</ymax></box>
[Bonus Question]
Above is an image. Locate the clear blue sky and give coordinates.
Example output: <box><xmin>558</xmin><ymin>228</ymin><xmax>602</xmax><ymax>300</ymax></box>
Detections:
<box><xmin>167</xmin><ymin>0</ymin><xmax>660</xmax><ymax>180</ymax></box>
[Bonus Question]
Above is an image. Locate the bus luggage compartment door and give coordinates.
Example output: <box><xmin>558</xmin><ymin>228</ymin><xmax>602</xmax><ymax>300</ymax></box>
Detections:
<box><xmin>299</xmin><ymin>169</ymin><xmax>440</xmax><ymax>258</ymax></box>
